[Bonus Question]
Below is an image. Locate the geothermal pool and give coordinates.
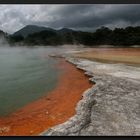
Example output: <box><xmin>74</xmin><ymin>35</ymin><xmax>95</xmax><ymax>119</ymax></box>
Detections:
<box><xmin>0</xmin><ymin>47</ymin><xmax>62</xmax><ymax>116</ymax></box>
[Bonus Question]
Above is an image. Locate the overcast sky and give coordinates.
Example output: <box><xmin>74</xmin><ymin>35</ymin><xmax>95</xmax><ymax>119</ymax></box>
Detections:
<box><xmin>0</xmin><ymin>4</ymin><xmax>140</xmax><ymax>33</ymax></box>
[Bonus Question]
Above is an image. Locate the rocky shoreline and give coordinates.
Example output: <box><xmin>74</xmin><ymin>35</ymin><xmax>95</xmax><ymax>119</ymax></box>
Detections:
<box><xmin>41</xmin><ymin>57</ymin><xmax>140</xmax><ymax>136</ymax></box>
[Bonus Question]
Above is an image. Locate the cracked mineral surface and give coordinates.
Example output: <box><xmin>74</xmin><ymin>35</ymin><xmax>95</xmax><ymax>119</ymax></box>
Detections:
<box><xmin>41</xmin><ymin>57</ymin><xmax>140</xmax><ymax>136</ymax></box>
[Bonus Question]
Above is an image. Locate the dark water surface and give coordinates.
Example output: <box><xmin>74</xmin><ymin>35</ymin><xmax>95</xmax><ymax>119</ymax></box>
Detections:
<box><xmin>0</xmin><ymin>47</ymin><xmax>65</xmax><ymax>116</ymax></box>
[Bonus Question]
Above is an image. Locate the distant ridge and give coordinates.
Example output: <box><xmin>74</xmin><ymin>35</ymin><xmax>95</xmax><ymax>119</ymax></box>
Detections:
<box><xmin>2</xmin><ymin>25</ymin><xmax>140</xmax><ymax>47</ymax></box>
<box><xmin>12</xmin><ymin>25</ymin><xmax>76</xmax><ymax>38</ymax></box>
<box><xmin>13</xmin><ymin>25</ymin><xmax>56</xmax><ymax>38</ymax></box>
<box><xmin>58</xmin><ymin>28</ymin><xmax>74</xmax><ymax>33</ymax></box>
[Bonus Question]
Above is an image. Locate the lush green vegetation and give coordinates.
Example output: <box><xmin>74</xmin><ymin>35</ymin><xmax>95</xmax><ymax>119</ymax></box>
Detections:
<box><xmin>4</xmin><ymin>26</ymin><xmax>140</xmax><ymax>46</ymax></box>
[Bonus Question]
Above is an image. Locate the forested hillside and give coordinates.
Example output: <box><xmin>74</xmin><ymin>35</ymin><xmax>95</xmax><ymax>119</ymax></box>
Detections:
<box><xmin>2</xmin><ymin>26</ymin><xmax>140</xmax><ymax>47</ymax></box>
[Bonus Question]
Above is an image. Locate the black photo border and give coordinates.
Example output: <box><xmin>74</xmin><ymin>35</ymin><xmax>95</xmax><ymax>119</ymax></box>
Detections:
<box><xmin>0</xmin><ymin>0</ymin><xmax>140</xmax><ymax>140</ymax></box>
<box><xmin>0</xmin><ymin>0</ymin><xmax>140</xmax><ymax>4</ymax></box>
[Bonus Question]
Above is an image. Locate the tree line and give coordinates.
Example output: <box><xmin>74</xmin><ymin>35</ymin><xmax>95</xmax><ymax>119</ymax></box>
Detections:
<box><xmin>7</xmin><ymin>26</ymin><xmax>140</xmax><ymax>46</ymax></box>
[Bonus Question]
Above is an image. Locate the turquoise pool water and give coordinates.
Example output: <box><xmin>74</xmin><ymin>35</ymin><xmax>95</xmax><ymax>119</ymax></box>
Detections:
<box><xmin>0</xmin><ymin>47</ymin><xmax>62</xmax><ymax>116</ymax></box>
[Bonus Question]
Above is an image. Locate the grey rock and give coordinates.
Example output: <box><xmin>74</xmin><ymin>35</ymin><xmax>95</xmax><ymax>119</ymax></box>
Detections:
<box><xmin>41</xmin><ymin>57</ymin><xmax>140</xmax><ymax>136</ymax></box>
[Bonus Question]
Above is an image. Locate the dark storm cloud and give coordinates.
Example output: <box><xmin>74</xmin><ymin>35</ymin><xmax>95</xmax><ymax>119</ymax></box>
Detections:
<box><xmin>0</xmin><ymin>4</ymin><xmax>140</xmax><ymax>33</ymax></box>
<box><xmin>42</xmin><ymin>5</ymin><xmax>140</xmax><ymax>29</ymax></box>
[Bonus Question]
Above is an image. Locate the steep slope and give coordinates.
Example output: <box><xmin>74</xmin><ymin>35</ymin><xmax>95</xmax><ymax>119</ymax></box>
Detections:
<box><xmin>13</xmin><ymin>25</ymin><xmax>56</xmax><ymax>38</ymax></box>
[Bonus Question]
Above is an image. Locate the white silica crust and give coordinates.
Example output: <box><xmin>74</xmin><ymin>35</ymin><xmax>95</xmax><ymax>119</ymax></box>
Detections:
<box><xmin>41</xmin><ymin>57</ymin><xmax>140</xmax><ymax>136</ymax></box>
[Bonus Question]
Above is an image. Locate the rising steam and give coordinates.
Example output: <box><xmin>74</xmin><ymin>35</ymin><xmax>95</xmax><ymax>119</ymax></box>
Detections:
<box><xmin>0</xmin><ymin>35</ymin><xmax>9</xmax><ymax>47</ymax></box>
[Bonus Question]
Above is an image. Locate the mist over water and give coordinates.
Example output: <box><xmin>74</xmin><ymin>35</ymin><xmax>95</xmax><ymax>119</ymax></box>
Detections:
<box><xmin>0</xmin><ymin>36</ymin><xmax>9</xmax><ymax>47</ymax></box>
<box><xmin>0</xmin><ymin>47</ymin><xmax>64</xmax><ymax>116</ymax></box>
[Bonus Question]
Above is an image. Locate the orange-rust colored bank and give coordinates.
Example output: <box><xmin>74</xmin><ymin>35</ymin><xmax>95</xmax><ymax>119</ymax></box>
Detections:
<box><xmin>0</xmin><ymin>59</ymin><xmax>93</xmax><ymax>136</ymax></box>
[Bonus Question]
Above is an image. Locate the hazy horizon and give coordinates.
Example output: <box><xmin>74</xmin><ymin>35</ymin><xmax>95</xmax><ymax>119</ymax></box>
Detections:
<box><xmin>1</xmin><ymin>4</ymin><xmax>140</xmax><ymax>34</ymax></box>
